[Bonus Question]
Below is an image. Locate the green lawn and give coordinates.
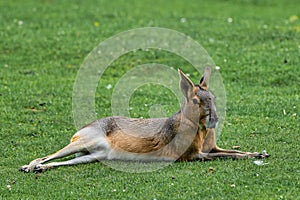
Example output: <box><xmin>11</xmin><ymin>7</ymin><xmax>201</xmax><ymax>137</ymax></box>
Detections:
<box><xmin>1</xmin><ymin>0</ymin><xmax>299</xmax><ymax>199</ymax></box>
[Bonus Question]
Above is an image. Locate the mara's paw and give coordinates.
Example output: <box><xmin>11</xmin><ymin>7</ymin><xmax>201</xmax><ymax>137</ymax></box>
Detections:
<box><xmin>19</xmin><ymin>165</ymin><xmax>32</xmax><ymax>173</ymax></box>
<box><xmin>33</xmin><ymin>164</ymin><xmax>48</xmax><ymax>173</ymax></box>
<box><xmin>249</xmin><ymin>151</ymin><xmax>270</xmax><ymax>159</ymax></box>
<box><xmin>257</xmin><ymin>152</ymin><xmax>270</xmax><ymax>159</ymax></box>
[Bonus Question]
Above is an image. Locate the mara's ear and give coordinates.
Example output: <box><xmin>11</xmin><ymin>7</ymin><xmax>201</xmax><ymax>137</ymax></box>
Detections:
<box><xmin>178</xmin><ymin>69</ymin><xmax>194</xmax><ymax>100</ymax></box>
<box><xmin>200</xmin><ymin>66</ymin><xmax>211</xmax><ymax>90</ymax></box>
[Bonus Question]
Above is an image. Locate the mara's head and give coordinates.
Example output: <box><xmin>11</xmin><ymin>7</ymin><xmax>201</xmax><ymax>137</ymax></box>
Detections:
<box><xmin>178</xmin><ymin>67</ymin><xmax>218</xmax><ymax>129</ymax></box>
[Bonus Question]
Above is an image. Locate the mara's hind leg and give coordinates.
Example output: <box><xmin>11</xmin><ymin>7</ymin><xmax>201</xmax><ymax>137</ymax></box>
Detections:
<box><xmin>19</xmin><ymin>141</ymin><xmax>87</xmax><ymax>173</ymax></box>
<box><xmin>33</xmin><ymin>152</ymin><xmax>106</xmax><ymax>173</ymax></box>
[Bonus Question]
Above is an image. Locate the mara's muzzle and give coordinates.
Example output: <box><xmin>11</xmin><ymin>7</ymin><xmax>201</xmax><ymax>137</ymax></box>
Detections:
<box><xmin>197</xmin><ymin>88</ymin><xmax>218</xmax><ymax>129</ymax></box>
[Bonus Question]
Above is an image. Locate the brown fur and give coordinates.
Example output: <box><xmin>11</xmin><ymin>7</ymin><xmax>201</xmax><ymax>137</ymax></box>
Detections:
<box><xmin>108</xmin><ymin>131</ymin><xmax>164</xmax><ymax>153</ymax></box>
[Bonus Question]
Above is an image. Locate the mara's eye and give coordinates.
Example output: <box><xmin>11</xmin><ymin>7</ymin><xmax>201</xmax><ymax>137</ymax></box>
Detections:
<box><xmin>192</xmin><ymin>99</ymin><xmax>198</xmax><ymax>104</ymax></box>
<box><xmin>192</xmin><ymin>97</ymin><xmax>200</xmax><ymax>104</ymax></box>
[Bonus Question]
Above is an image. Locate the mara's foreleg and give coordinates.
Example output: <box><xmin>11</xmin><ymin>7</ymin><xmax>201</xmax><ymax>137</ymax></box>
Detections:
<box><xmin>201</xmin><ymin>129</ymin><xmax>270</xmax><ymax>159</ymax></box>
<box><xmin>198</xmin><ymin>151</ymin><xmax>268</xmax><ymax>160</ymax></box>
<box><xmin>209</xmin><ymin>147</ymin><xmax>269</xmax><ymax>159</ymax></box>
<box><xmin>19</xmin><ymin>141</ymin><xmax>87</xmax><ymax>173</ymax></box>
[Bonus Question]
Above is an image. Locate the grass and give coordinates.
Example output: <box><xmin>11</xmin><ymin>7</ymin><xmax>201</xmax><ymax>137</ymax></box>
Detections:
<box><xmin>1</xmin><ymin>0</ymin><xmax>299</xmax><ymax>199</ymax></box>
